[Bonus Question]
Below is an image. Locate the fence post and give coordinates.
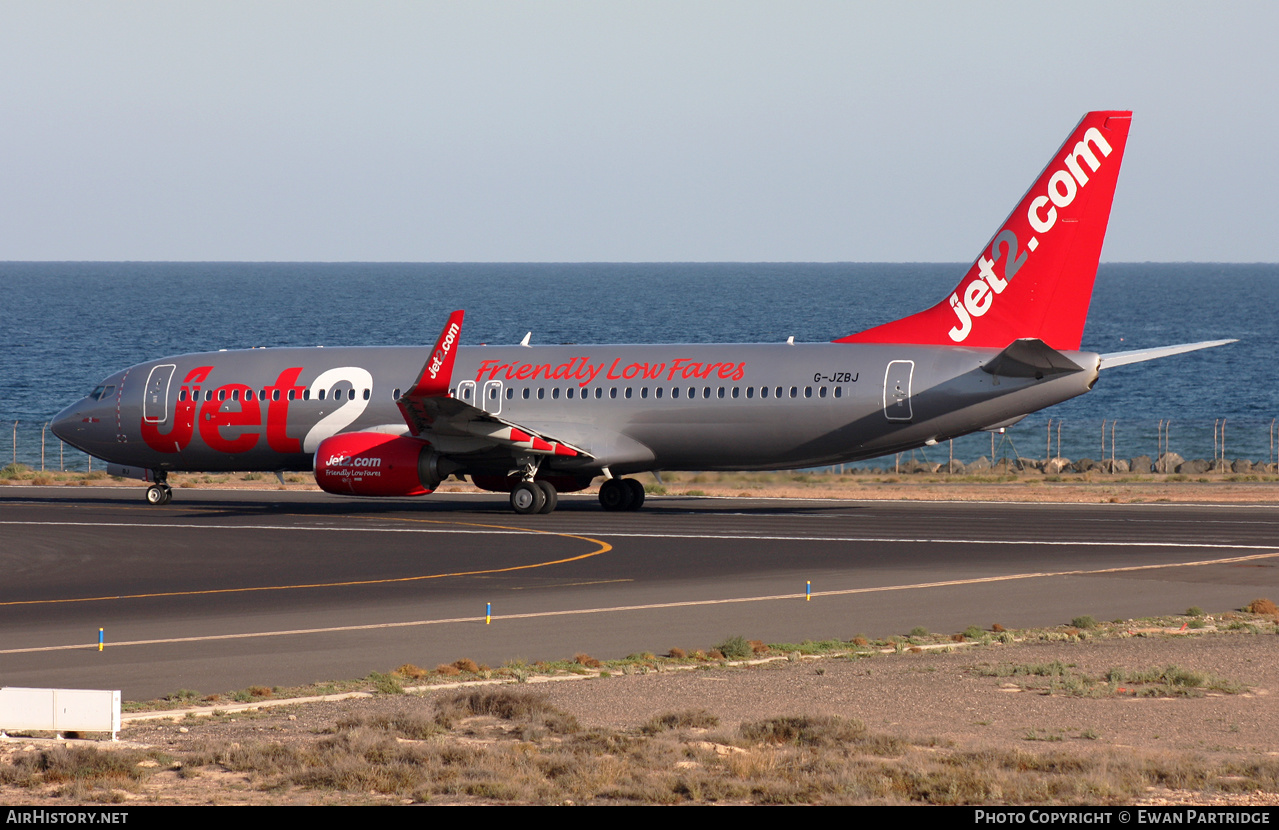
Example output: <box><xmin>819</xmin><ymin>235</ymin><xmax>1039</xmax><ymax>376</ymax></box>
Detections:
<box><xmin>1111</xmin><ymin>419</ymin><xmax>1116</xmax><ymax>471</ymax></box>
<box><xmin>41</xmin><ymin>423</ymin><xmax>46</xmax><ymax>472</ymax></box>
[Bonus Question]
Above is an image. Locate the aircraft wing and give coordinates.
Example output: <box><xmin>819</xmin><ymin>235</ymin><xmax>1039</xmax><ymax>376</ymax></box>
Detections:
<box><xmin>396</xmin><ymin>311</ymin><xmax>592</xmax><ymax>460</ymax></box>
<box><xmin>1098</xmin><ymin>339</ymin><xmax>1236</xmax><ymax>370</ymax></box>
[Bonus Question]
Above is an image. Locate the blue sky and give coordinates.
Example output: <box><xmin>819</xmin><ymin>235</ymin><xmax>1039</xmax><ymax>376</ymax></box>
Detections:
<box><xmin>1</xmin><ymin>1</ymin><xmax>1274</xmax><ymax>262</ymax></box>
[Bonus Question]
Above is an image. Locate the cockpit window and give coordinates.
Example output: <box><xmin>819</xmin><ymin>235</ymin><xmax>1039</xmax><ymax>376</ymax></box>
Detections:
<box><xmin>90</xmin><ymin>385</ymin><xmax>115</xmax><ymax>401</ymax></box>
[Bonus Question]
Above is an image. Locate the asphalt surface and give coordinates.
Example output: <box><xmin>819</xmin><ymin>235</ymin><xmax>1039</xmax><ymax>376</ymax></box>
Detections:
<box><xmin>1</xmin><ymin>486</ymin><xmax>1277</xmax><ymax>700</ymax></box>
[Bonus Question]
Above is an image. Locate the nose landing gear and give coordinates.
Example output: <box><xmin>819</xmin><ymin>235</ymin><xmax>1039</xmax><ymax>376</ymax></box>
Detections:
<box><xmin>144</xmin><ymin>471</ymin><xmax>172</xmax><ymax>505</ymax></box>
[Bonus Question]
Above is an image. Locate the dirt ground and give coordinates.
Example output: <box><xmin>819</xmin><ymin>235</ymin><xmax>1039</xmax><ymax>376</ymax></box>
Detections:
<box><xmin>2</xmin><ymin>623</ymin><xmax>1278</xmax><ymax>805</ymax></box>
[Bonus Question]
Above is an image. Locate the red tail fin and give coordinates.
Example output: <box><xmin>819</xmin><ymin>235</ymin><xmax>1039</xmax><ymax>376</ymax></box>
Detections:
<box><xmin>837</xmin><ymin>111</ymin><xmax>1131</xmax><ymax>350</ymax></box>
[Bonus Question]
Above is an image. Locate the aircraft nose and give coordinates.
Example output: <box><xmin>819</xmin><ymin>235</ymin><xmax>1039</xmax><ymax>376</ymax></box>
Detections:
<box><xmin>51</xmin><ymin>399</ymin><xmax>98</xmax><ymax>452</ymax></box>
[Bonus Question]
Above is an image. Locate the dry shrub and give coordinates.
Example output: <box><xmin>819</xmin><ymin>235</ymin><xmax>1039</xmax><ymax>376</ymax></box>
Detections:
<box><xmin>434</xmin><ymin>663</ymin><xmax>461</xmax><ymax>676</ymax></box>
<box><xmin>434</xmin><ymin>688</ymin><xmax>579</xmax><ymax>735</ymax></box>
<box><xmin>1246</xmin><ymin>598</ymin><xmax>1278</xmax><ymax>615</ymax></box>
<box><xmin>852</xmin><ymin>637</ymin><xmax>869</xmax><ymax>647</ymax></box>
<box><xmin>573</xmin><ymin>653</ymin><xmax>603</xmax><ymax>668</ymax></box>
<box><xmin>951</xmin><ymin>633</ymin><xmax>965</xmax><ymax>643</ymax></box>
<box><xmin>338</xmin><ymin>709</ymin><xmax>442</xmax><ymax>740</ymax></box>
<box><xmin>740</xmin><ymin>715</ymin><xmax>867</xmax><ymax>748</ymax></box>
<box><xmin>248</xmin><ymin>686</ymin><xmax>273</xmax><ymax>698</ymax></box>
<box><xmin>749</xmin><ymin>640</ymin><xmax>769</xmax><ymax>655</ymax></box>
<box><xmin>452</xmin><ymin>658</ymin><xmax>480</xmax><ymax>673</ymax></box>
<box><xmin>707</xmin><ymin>649</ymin><xmax>725</xmax><ymax>660</ymax></box>
<box><xmin>991</xmin><ymin>623</ymin><xmax>1006</xmax><ymax>632</ymax></box>
<box><xmin>395</xmin><ymin>664</ymin><xmax>428</xmax><ymax>680</ymax></box>
<box><xmin>640</xmin><ymin>709</ymin><xmax>720</xmax><ymax>735</ymax></box>
<box><xmin>668</xmin><ymin>647</ymin><xmax>687</xmax><ymax>659</ymax></box>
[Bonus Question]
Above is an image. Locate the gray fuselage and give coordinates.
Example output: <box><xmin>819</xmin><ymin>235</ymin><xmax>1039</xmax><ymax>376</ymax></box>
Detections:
<box><xmin>52</xmin><ymin>340</ymin><xmax>1100</xmax><ymax>477</ymax></box>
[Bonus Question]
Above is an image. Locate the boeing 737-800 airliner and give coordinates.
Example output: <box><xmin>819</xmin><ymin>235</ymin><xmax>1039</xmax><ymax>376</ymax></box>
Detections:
<box><xmin>51</xmin><ymin>112</ymin><xmax>1232</xmax><ymax>514</ymax></box>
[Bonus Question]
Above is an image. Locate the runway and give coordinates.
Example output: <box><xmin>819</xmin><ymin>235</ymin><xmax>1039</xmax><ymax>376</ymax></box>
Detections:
<box><xmin>2</xmin><ymin>486</ymin><xmax>1277</xmax><ymax>700</ymax></box>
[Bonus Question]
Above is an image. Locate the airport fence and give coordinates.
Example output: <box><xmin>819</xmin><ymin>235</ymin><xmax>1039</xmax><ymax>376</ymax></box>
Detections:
<box><xmin>7</xmin><ymin>416</ymin><xmax>1279</xmax><ymax>477</ymax></box>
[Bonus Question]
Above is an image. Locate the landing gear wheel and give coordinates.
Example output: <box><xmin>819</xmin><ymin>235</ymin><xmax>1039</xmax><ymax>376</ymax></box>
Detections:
<box><xmin>511</xmin><ymin>481</ymin><xmax>546</xmax><ymax>515</ymax></box>
<box><xmin>158</xmin><ymin>484</ymin><xmax>172</xmax><ymax>505</ymax></box>
<box><xmin>599</xmin><ymin>478</ymin><xmax>635</xmax><ymax>511</ymax></box>
<box><xmin>145</xmin><ymin>485</ymin><xmax>169</xmax><ymax>506</ymax></box>
<box><xmin>535</xmin><ymin>480</ymin><xmax>558</xmax><ymax>514</ymax></box>
<box><xmin>623</xmin><ymin>478</ymin><xmax>645</xmax><ymax>510</ymax></box>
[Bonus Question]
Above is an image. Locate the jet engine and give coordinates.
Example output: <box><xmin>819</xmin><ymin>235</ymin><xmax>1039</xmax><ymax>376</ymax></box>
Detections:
<box><xmin>313</xmin><ymin>432</ymin><xmax>457</xmax><ymax>497</ymax></box>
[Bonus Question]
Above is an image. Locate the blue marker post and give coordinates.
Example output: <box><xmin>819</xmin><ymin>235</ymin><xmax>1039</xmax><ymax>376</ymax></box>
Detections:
<box><xmin>98</xmin><ymin>628</ymin><xmax>104</xmax><ymax>652</ymax></box>
<box><xmin>806</xmin><ymin>581</ymin><xmax>811</xmax><ymax>602</ymax></box>
<box><xmin>486</xmin><ymin>602</ymin><xmax>491</xmax><ymax>625</ymax></box>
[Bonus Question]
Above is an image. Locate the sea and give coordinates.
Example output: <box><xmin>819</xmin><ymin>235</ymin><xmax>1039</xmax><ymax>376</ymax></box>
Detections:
<box><xmin>3</xmin><ymin>261</ymin><xmax>1275</xmax><ymax>471</ymax></box>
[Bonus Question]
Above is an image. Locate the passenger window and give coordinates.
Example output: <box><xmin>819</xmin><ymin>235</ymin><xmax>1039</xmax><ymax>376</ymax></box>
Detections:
<box><xmin>703</xmin><ymin>387</ymin><xmax>711</xmax><ymax>398</ymax></box>
<box><xmin>303</xmin><ymin>389</ymin><xmax>310</xmax><ymax>401</ymax></box>
<box><xmin>790</xmin><ymin>387</ymin><xmax>798</xmax><ymax>398</ymax></box>
<box><xmin>805</xmin><ymin>387</ymin><xmax>813</xmax><ymax>398</ymax></box>
<box><xmin>538</xmin><ymin>388</ymin><xmax>545</xmax><ymax>400</ymax></box>
<box><xmin>178</xmin><ymin>390</ymin><xmax>186</xmax><ymax>402</ymax></box>
<box><xmin>655</xmin><ymin>387</ymin><xmax>663</xmax><ymax>399</ymax></box>
<box><xmin>218</xmin><ymin>390</ymin><xmax>226</xmax><ymax>401</ymax></box>
<box><xmin>566</xmin><ymin>388</ymin><xmax>575</xmax><ymax>399</ymax></box>
<box><xmin>506</xmin><ymin>388</ymin><xmax>513</xmax><ymax>399</ymax></box>
<box><xmin>776</xmin><ymin>386</ymin><xmax>783</xmax><ymax>398</ymax></box>
<box><xmin>318</xmin><ymin>389</ymin><xmax>326</xmax><ymax>400</ymax></box>
<box><xmin>523</xmin><ymin>388</ymin><xmax>530</xmax><ymax>400</ymax></box>
<box><xmin>610</xmin><ymin>387</ymin><xmax>617</xmax><ymax>399</ymax></box>
<box><xmin>232</xmin><ymin>389</ymin><xmax>240</xmax><ymax>401</ymax></box>
<box><xmin>672</xmin><ymin>387</ymin><xmax>680</xmax><ymax>399</ymax></box>
<box><xmin>641</xmin><ymin>387</ymin><xmax>648</xmax><ymax>399</ymax></box>
<box><xmin>393</xmin><ymin>388</ymin><xmax>401</xmax><ymax>400</ymax></box>
<box><xmin>273</xmin><ymin>389</ymin><xmax>281</xmax><ymax>402</ymax></box>
<box><xmin>552</xmin><ymin>388</ymin><xmax>560</xmax><ymax>399</ymax></box>
<box><xmin>761</xmin><ymin>387</ymin><xmax>769</xmax><ymax>399</ymax></box>
<box><xmin>288</xmin><ymin>390</ymin><xmax>296</xmax><ymax>401</ymax></box>
<box><xmin>834</xmin><ymin>387</ymin><xmax>842</xmax><ymax>398</ymax></box>
<box><xmin>746</xmin><ymin>387</ymin><xmax>754</xmax><ymax>399</ymax></box>
<box><xmin>718</xmin><ymin>387</ymin><xmax>725</xmax><ymax>398</ymax></box>
<box><xmin>595</xmin><ymin>387</ymin><xmax>603</xmax><ymax>399</ymax></box>
<box><xmin>625</xmin><ymin>388</ymin><xmax>633</xmax><ymax>399</ymax></box>
<box><xmin>732</xmin><ymin>387</ymin><xmax>740</xmax><ymax>399</ymax></box>
<box><xmin>819</xmin><ymin>386</ymin><xmax>827</xmax><ymax>398</ymax></box>
<box><xmin>363</xmin><ymin>389</ymin><xmax>371</xmax><ymax>400</ymax></box>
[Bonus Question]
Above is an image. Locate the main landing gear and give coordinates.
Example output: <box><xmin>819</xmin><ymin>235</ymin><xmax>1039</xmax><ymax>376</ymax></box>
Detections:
<box><xmin>510</xmin><ymin>480</ymin><xmax>559</xmax><ymax>515</ymax></box>
<box><xmin>144</xmin><ymin>471</ymin><xmax>172</xmax><ymax>505</ymax></box>
<box><xmin>598</xmin><ymin>477</ymin><xmax>645</xmax><ymax>511</ymax></box>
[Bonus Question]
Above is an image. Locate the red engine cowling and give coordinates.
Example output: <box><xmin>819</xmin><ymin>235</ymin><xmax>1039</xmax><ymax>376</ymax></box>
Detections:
<box><xmin>314</xmin><ymin>432</ymin><xmax>452</xmax><ymax>497</ymax></box>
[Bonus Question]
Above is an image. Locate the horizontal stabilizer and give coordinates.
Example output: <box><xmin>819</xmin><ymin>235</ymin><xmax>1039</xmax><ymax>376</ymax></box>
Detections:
<box><xmin>1099</xmin><ymin>339</ymin><xmax>1237</xmax><ymax>370</ymax></box>
<box><xmin>982</xmin><ymin>338</ymin><xmax>1084</xmax><ymax>379</ymax></box>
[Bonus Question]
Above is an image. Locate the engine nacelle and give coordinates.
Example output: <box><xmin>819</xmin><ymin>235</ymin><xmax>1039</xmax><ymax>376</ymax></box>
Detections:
<box><xmin>314</xmin><ymin>432</ymin><xmax>454</xmax><ymax>497</ymax></box>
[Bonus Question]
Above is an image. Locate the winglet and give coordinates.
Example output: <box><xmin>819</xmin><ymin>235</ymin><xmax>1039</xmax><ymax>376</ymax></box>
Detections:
<box><xmin>406</xmin><ymin>310</ymin><xmax>465</xmax><ymax>399</ymax></box>
<box><xmin>837</xmin><ymin>112</ymin><xmax>1132</xmax><ymax>350</ymax></box>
